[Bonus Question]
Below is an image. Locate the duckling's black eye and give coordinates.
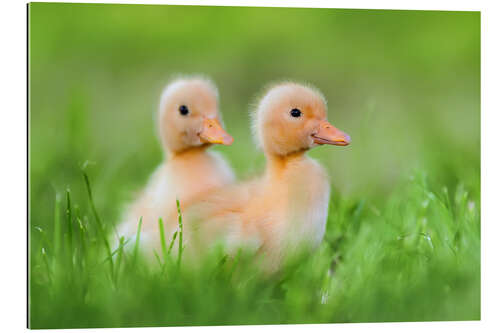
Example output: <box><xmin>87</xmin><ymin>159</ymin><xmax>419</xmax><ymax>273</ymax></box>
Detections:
<box><xmin>179</xmin><ymin>105</ymin><xmax>189</xmax><ymax>116</ymax></box>
<box><xmin>290</xmin><ymin>108</ymin><xmax>302</xmax><ymax>118</ymax></box>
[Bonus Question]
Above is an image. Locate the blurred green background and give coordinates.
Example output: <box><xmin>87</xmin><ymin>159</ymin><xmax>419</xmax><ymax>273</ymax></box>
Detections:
<box><xmin>29</xmin><ymin>3</ymin><xmax>480</xmax><ymax>328</ymax></box>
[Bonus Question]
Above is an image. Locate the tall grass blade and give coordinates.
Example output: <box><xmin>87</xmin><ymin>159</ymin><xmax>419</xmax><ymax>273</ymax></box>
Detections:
<box><xmin>53</xmin><ymin>192</ymin><xmax>61</xmax><ymax>256</ymax></box>
<box><xmin>66</xmin><ymin>188</ymin><xmax>73</xmax><ymax>264</ymax></box>
<box><xmin>34</xmin><ymin>226</ymin><xmax>52</xmax><ymax>284</ymax></box>
<box><xmin>133</xmin><ymin>216</ymin><xmax>143</xmax><ymax>266</ymax></box>
<box><xmin>115</xmin><ymin>236</ymin><xmax>125</xmax><ymax>285</ymax></box>
<box><xmin>82</xmin><ymin>168</ymin><xmax>114</xmax><ymax>276</ymax></box>
<box><xmin>76</xmin><ymin>217</ymin><xmax>86</xmax><ymax>270</ymax></box>
<box><xmin>153</xmin><ymin>249</ymin><xmax>162</xmax><ymax>268</ymax></box>
<box><xmin>176</xmin><ymin>198</ymin><xmax>184</xmax><ymax>268</ymax></box>
<box><xmin>100</xmin><ymin>239</ymin><xmax>130</xmax><ymax>266</ymax></box>
<box><xmin>167</xmin><ymin>231</ymin><xmax>178</xmax><ymax>255</ymax></box>
<box><xmin>158</xmin><ymin>218</ymin><xmax>168</xmax><ymax>261</ymax></box>
<box><xmin>41</xmin><ymin>247</ymin><xmax>52</xmax><ymax>284</ymax></box>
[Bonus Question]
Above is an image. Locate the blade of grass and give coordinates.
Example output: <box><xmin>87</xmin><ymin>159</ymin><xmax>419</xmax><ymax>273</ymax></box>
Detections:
<box><xmin>41</xmin><ymin>247</ymin><xmax>52</xmax><ymax>284</ymax></box>
<box><xmin>82</xmin><ymin>168</ymin><xmax>114</xmax><ymax>277</ymax></box>
<box><xmin>34</xmin><ymin>226</ymin><xmax>51</xmax><ymax>262</ymax></box>
<box><xmin>66</xmin><ymin>188</ymin><xmax>73</xmax><ymax>265</ymax></box>
<box><xmin>34</xmin><ymin>226</ymin><xmax>52</xmax><ymax>284</ymax></box>
<box><xmin>100</xmin><ymin>239</ymin><xmax>131</xmax><ymax>266</ymax></box>
<box><xmin>115</xmin><ymin>236</ymin><xmax>125</xmax><ymax>285</ymax></box>
<box><xmin>176</xmin><ymin>198</ymin><xmax>184</xmax><ymax>269</ymax></box>
<box><xmin>76</xmin><ymin>217</ymin><xmax>86</xmax><ymax>271</ymax></box>
<box><xmin>158</xmin><ymin>218</ymin><xmax>168</xmax><ymax>261</ymax></box>
<box><xmin>133</xmin><ymin>216</ymin><xmax>143</xmax><ymax>266</ymax></box>
<box><xmin>153</xmin><ymin>249</ymin><xmax>163</xmax><ymax>268</ymax></box>
<box><xmin>167</xmin><ymin>231</ymin><xmax>178</xmax><ymax>255</ymax></box>
<box><xmin>53</xmin><ymin>192</ymin><xmax>61</xmax><ymax>256</ymax></box>
<box><xmin>73</xmin><ymin>204</ymin><xmax>85</xmax><ymax>265</ymax></box>
<box><xmin>228</xmin><ymin>249</ymin><xmax>242</xmax><ymax>278</ymax></box>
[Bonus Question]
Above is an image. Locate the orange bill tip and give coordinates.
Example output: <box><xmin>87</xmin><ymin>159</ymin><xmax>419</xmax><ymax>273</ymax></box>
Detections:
<box><xmin>199</xmin><ymin>118</ymin><xmax>234</xmax><ymax>146</ymax></box>
<box><xmin>312</xmin><ymin>120</ymin><xmax>350</xmax><ymax>146</ymax></box>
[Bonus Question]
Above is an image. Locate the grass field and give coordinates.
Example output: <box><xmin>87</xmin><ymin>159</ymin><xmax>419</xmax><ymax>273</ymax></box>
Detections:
<box><xmin>28</xmin><ymin>3</ymin><xmax>480</xmax><ymax>328</ymax></box>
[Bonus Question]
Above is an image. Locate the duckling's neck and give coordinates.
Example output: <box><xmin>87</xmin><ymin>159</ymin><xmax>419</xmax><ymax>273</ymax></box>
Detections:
<box><xmin>265</xmin><ymin>150</ymin><xmax>308</xmax><ymax>179</ymax></box>
<box><xmin>167</xmin><ymin>145</ymin><xmax>209</xmax><ymax>161</ymax></box>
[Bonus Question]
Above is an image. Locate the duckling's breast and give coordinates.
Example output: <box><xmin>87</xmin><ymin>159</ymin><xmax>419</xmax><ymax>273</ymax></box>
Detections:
<box><xmin>281</xmin><ymin>158</ymin><xmax>330</xmax><ymax>249</ymax></box>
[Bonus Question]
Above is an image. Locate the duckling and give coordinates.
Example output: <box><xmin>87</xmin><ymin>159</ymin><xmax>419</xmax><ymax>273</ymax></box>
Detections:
<box><xmin>182</xmin><ymin>82</ymin><xmax>350</xmax><ymax>271</ymax></box>
<box><xmin>117</xmin><ymin>76</ymin><xmax>235</xmax><ymax>254</ymax></box>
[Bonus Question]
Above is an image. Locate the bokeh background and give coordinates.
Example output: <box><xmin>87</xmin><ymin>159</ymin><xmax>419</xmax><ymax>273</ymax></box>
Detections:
<box><xmin>29</xmin><ymin>3</ymin><xmax>480</xmax><ymax>328</ymax></box>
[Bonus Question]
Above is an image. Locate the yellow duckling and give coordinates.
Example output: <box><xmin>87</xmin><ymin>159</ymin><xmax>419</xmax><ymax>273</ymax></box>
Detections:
<box><xmin>182</xmin><ymin>82</ymin><xmax>350</xmax><ymax>271</ymax></box>
<box><xmin>117</xmin><ymin>76</ymin><xmax>235</xmax><ymax>253</ymax></box>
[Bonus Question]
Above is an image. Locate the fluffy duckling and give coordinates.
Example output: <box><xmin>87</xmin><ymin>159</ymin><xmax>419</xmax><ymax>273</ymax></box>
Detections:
<box><xmin>182</xmin><ymin>82</ymin><xmax>350</xmax><ymax>271</ymax></box>
<box><xmin>117</xmin><ymin>76</ymin><xmax>235</xmax><ymax>253</ymax></box>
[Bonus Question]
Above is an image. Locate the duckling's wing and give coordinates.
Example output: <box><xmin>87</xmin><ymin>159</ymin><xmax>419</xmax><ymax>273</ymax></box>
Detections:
<box><xmin>182</xmin><ymin>180</ymin><xmax>263</xmax><ymax>253</ymax></box>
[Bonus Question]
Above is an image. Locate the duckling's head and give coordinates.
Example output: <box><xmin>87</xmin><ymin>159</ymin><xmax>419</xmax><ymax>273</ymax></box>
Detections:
<box><xmin>158</xmin><ymin>77</ymin><xmax>233</xmax><ymax>154</ymax></box>
<box><xmin>252</xmin><ymin>82</ymin><xmax>350</xmax><ymax>156</ymax></box>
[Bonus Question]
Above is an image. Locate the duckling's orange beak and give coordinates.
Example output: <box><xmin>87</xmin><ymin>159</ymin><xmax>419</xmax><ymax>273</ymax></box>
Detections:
<box><xmin>312</xmin><ymin>120</ymin><xmax>351</xmax><ymax>146</ymax></box>
<box><xmin>199</xmin><ymin>118</ymin><xmax>234</xmax><ymax>145</ymax></box>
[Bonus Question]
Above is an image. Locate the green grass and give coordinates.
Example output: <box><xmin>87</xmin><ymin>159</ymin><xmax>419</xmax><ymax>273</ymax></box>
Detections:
<box><xmin>28</xmin><ymin>3</ymin><xmax>480</xmax><ymax>328</ymax></box>
<box><xmin>28</xmin><ymin>168</ymin><xmax>480</xmax><ymax>328</ymax></box>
